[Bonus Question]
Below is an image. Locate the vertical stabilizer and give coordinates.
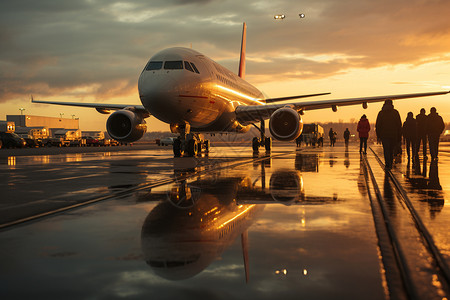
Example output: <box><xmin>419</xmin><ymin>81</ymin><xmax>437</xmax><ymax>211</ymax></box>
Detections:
<box><xmin>238</xmin><ymin>22</ymin><xmax>247</xmax><ymax>79</ymax></box>
<box><xmin>241</xmin><ymin>230</ymin><xmax>249</xmax><ymax>283</ymax></box>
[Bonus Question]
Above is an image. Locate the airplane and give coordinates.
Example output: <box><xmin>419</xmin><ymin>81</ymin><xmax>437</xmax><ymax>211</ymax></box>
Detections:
<box><xmin>32</xmin><ymin>23</ymin><xmax>449</xmax><ymax>157</ymax></box>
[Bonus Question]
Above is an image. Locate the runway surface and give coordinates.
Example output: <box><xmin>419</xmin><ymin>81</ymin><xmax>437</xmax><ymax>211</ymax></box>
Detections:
<box><xmin>0</xmin><ymin>142</ymin><xmax>449</xmax><ymax>299</ymax></box>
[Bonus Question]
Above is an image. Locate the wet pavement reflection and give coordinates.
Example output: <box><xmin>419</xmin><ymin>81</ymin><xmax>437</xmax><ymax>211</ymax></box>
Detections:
<box><xmin>0</xmin><ymin>142</ymin><xmax>449</xmax><ymax>299</ymax></box>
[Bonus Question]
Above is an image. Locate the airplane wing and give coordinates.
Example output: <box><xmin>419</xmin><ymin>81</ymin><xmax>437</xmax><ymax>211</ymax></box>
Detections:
<box><xmin>31</xmin><ymin>96</ymin><xmax>150</xmax><ymax>117</ymax></box>
<box><xmin>236</xmin><ymin>90</ymin><xmax>450</xmax><ymax>124</ymax></box>
<box><xmin>264</xmin><ymin>92</ymin><xmax>331</xmax><ymax>103</ymax></box>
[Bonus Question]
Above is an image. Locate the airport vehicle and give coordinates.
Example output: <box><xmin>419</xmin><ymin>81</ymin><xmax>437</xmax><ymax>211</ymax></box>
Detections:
<box><xmin>0</xmin><ymin>132</ymin><xmax>26</xmax><ymax>148</ymax></box>
<box><xmin>109</xmin><ymin>139</ymin><xmax>120</xmax><ymax>146</ymax></box>
<box><xmin>302</xmin><ymin>124</ymin><xmax>324</xmax><ymax>146</ymax></box>
<box><xmin>45</xmin><ymin>137</ymin><xmax>70</xmax><ymax>147</ymax></box>
<box><xmin>31</xmin><ymin>23</ymin><xmax>449</xmax><ymax>157</ymax></box>
<box><xmin>69</xmin><ymin>138</ymin><xmax>86</xmax><ymax>147</ymax></box>
<box><xmin>158</xmin><ymin>137</ymin><xmax>175</xmax><ymax>146</ymax></box>
<box><xmin>44</xmin><ymin>129</ymin><xmax>81</xmax><ymax>147</ymax></box>
<box><xmin>84</xmin><ymin>136</ymin><xmax>100</xmax><ymax>147</ymax></box>
<box><xmin>0</xmin><ymin>121</ymin><xmax>15</xmax><ymax>133</ymax></box>
<box><xmin>17</xmin><ymin>134</ymin><xmax>41</xmax><ymax>148</ymax></box>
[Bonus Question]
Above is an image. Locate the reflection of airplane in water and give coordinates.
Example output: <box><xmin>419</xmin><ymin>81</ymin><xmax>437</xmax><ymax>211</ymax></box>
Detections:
<box><xmin>141</xmin><ymin>177</ymin><xmax>263</xmax><ymax>281</ymax></box>
<box><xmin>140</xmin><ymin>161</ymin><xmax>341</xmax><ymax>281</ymax></box>
<box><xmin>295</xmin><ymin>153</ymin><xmax>321</xmax><ymax>172</ymax></box>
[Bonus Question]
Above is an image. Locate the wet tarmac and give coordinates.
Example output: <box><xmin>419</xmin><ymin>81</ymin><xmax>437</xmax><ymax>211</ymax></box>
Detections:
<box><xmin>0</xmin><ymin>142</ymin><xmax>449</xmax><ymax>299</ymax></box>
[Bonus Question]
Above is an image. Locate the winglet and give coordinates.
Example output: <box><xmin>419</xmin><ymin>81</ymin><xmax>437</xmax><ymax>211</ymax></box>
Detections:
<box><xmin>238</xmin><ymin>22</ymin><xmax>247</xmax><ymax>79</ymax></box>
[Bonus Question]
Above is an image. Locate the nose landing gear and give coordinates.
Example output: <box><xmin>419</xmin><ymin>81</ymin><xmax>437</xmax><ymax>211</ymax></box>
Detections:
<box><xmin>171</xmin><ymin>123</ymin><xmax>209</xmax><ymax>157</ymax></box>
<box><xmin>252</xmin><ymin>119</ymin><xmax>271</xmax><ymax>154</ymax></box>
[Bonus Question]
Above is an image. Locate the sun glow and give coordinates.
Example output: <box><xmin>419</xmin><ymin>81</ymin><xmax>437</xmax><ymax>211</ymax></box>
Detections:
<box><xmin>216</xmin><ymin>85</ymin><xmax>265</xmax><ymax>105</ymax></box>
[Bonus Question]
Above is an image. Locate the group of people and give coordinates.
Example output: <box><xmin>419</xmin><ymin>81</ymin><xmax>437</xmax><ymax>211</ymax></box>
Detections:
<box><xmin>356</xmin><ymin>99</ymin><xmax>445</xmax><ymax>170</ymax></box>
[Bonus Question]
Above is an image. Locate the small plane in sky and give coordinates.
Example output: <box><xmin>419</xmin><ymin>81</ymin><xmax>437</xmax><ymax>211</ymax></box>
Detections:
<box><xmin>32</xmin><ymin>23</ymin><xmax>449</xmax><ymax>156</ymax></box>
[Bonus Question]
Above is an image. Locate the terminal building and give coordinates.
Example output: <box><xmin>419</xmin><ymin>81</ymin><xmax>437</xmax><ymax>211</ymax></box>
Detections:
<box><xmin>6</xmin><ymin>115</ymin><xmax>80</xmax><ymax>139</ymax></box>
<box><xmin>7</xmin><ymin>115</ymin><xmax>79</xmax><ymax>129</ymax></box>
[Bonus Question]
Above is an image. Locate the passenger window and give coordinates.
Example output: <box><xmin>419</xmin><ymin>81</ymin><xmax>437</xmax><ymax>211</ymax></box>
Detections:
<box><xmin>184</xmin><ymin>61</ymin><xmax>194</xmax><ymax>72</ymax></box>
<box><xmin>190</xmin><ymin>62</ymin><xmax>200</xmax><ymax>73</ymax></box>
<box><xmin>145</xmin><ymin>61</ymin><xmax>163</xmax><ymax>71</ymax></box>
<box><xmin>164</xmin><ymin>61</ymin><xmax>183</xmax><ymax>70</ymax></box>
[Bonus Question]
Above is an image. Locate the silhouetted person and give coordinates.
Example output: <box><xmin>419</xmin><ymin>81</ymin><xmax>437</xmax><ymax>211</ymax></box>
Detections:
<box><xmin>376</xmin><ymin>100</ymin><xmax>402</xmax><ymax>170</ymax></box>
<box><xmin>343</xmin><ymin>128</ymin><xmax>350</xmax><ymax>146</ymax></box>
<box><xmin>357</xmin><ymin>114</ymin><xmax>370</xmax><ymax>154</ymax></box>
<box><xmin>415</xmin><ymin>108</ymin><xmax>428</xmax><ymax>158</ymax></box>
<box><xmin>318</xmin><ymin>136</ymin><xmax>324</xmax><ymax>147</ymax></box>
<box><xmin>329</xmin><ymin>128</ymin><xmax>336</xmax><ymax>147</ymax></box>
<box><xmin>426</xmin><ymin>107</ymin><xmax>445</xmax><ymax>161</ymax></box>
<box><xmin>296</xmin><ymin>134</ymin><xmax>303</xmax><ymax>147</ymax></box>
<box><xmin>402</xmin><ymin>112</ymin><xmax>417</xmax><ymax>159</ymax></box>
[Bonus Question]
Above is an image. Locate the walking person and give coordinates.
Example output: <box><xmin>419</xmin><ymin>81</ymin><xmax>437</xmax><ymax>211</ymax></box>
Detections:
<box><xmin>357</xmin><ymin>114</ymin><xmax>370</xmax><ymax>154</ymax></box>
<box><xmin>415</xmin><ymin>108</ymin><xmax>428</xmax><ymax>158</ymax></box>
<box><xmin>402</xmin><ymin>112</ymin><xmax>417</xmax><ymax>160</ymax></box>
<box><xmin>329</xmin><ymin>128</ymin><xmax>336</xmax><ymax>147</ymax></box>
<box><xmin>376</xmin><ymin>100</ymin><xmax>402</xmax><ymax>170</ymax></box>
<box><xmin>343</xmin><ymin>128</ymin><xmax>350</xmax><ymax>146</ymax></box>
<box><xmin>295</xmin><ymin>134</ymin><xmax>303</xmax><ymax>147</ymax></box>
<box><xmin>426</xmin><ymin>107</ymin><xmax>445</xmax><ymax>161</ymax></box>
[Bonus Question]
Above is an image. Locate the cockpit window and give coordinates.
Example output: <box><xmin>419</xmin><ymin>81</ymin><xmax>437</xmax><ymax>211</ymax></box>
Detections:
<box><xmin>164</xmin><ymin>61</ymin><xmax>183</xmax><ymax>70</ymax></box>
<box><xmin>190</xmin><ymin>62</ymin><xmax>200</xmax><ymax>74</ymax></box>
<box><xmin>184</xmin><ymin>61</ymin><xmax>194</xmax><ymax>72</ymax></box>
<box><xmin>145</xmin><ymin>61</ymin><xmax>163</xmax><ymax>71</ymax></box>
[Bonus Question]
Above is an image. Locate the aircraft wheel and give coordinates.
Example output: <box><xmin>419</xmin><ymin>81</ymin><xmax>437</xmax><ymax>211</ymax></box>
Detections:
<box><xmin>252</xmin><ymin>137</ymin><xmax>260</xmax><ymax>152</ymax></box>
<box><xmin>186</xmin><ymin>139</ymin><xmax>198</xmax><ymax>157</ymax></box>
<box><xmin>173</xmin><ymin>138</ymin><xmax>182</xmax><ymax>157</ymax></box>
<box><xmin>264</xmin><ymin>137</ymin><xmax>272</xmax><ymax>152</ymax></box>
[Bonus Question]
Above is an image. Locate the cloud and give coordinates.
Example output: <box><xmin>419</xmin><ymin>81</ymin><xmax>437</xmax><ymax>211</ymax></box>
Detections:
<box><xmin>0</xmin><ymin>0</ymin><xmax>449</xmax><ymax>103</ymax></box>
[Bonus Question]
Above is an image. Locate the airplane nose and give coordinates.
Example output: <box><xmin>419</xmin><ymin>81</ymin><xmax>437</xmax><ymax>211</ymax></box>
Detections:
<box><xmin>139</xmin><ymin>73</ymin><xmax>176</xmax><ymax>101</ymax></box>
<box><xmin>138</xmin><ymin>72</ymin><xmax>184</xmax><ymax>122</ymax></box>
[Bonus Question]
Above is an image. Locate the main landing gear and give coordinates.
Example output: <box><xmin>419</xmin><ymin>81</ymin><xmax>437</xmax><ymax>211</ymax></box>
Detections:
<box><xmin>252</xmin><ymin>119</ymin><xmax>271</xmax><ymax>153</ymax></box>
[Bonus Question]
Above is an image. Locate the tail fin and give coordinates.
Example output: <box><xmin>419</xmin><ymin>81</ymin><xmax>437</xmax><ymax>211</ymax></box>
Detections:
<box><xmin>238</xmin><ymin>22</ymin><xmax>247</xmax><ymax>79</ymax></box>
<box><xmin>241</xmin><ymin>230</ymin><xmax>249</xmax><ymax>283</ymax></box>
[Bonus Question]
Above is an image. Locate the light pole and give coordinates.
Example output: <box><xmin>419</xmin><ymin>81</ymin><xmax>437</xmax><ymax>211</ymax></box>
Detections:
<box><xmin>19</xmin><ymin>108</ymin><xmax>25</xmax><ymax>115</ymax></box>
<box><xmin>60</xmin><ymin>113</ymin><xmax>64</xmax><ymax>119</ymax></box>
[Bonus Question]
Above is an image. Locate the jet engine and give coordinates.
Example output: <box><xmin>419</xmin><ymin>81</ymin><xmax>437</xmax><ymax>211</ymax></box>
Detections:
<box><xmin>269</xmin><ymin>107</ymin><xmax>303</xmax><ymax>141</ymax></box>
<box><xmin>270</xmin><ymin>170</ymin><xmax>304</xmax><ymax>204</ymax></box>
<box><xmin>106</xmin><ymin>109</ymin><xmax>147</xmax><ymax>143</ymax></box>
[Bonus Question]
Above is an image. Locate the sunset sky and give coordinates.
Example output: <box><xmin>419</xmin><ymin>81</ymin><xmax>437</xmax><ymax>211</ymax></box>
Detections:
<box><xmin>1</xmin><ymin>0</ymin><xmax>449</xmax><ymax>131</ymax></box>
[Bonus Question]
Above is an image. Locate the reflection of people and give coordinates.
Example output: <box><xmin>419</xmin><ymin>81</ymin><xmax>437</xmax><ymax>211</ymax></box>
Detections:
<box><xmin>402</xmin><ymin>112</ymin><xmax>417</xmax><ymax>159</ymax></box>
<box><xmin>426</xmin><ymin>107</ymin><xmax>445</xmax><ymax>161</ymax></box>
<box><xmin>357</xmin><ymin>114</ymin><xmax>370</xmax><ymax>154</ymax></box>
<box><xmin>428</xmin><ymin>160</ymin><xmax>442</xmax><ymax>190</ymax></box>
<box><xmin>343</xmin><ymin>128</ymin><xmax>350</xmax><ymax>146</ymax></box>
<box><xmin>376</xmin><ymin>100</ymin><xmax>402</xmax><ymax>170</ymax></box>
<box><xmin>415</xmin><ymin>108</ymin><xmax>428</xmax><ymax>158</ymax></box>
<box><xmin>344</xmin><ymin>147</ymin><xmax>350</xmax><ymax>168</ymax></box>
<box><xmin>427</xmin><ymin>160</ymin><xmax>444</xmax><ymax>219</ymax></box>
<box><xmin>329</xmin><ymin>128</ymin><xmax>336</xmax><ymax>147</ymax></box>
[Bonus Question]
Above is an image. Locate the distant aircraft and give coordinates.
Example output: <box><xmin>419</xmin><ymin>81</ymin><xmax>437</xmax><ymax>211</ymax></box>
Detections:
<box><xmin>32</xmin><ymin>23</ymin><xmax>449</xmax><ymax>157</ymax></box>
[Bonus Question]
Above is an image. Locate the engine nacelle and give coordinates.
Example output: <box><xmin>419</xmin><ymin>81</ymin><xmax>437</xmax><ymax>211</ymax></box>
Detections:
<box><xmin>270</xmin><ymin>170</ymin><xmax>304</xmax><ymax>204</ymax></box>
<box><xmin>269</xmin><ymin>107</ymin><xmax>303</xmax><ymax>141</ymax></box>
<box><xmin>106</xmin><ymin>110</ymin><xmax>147</xmax><ymax>143</ymax></box>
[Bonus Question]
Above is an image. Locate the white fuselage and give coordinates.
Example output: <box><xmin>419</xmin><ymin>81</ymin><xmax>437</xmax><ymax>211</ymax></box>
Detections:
<box><xmin>138</xmin><ymin>47</ymin><xmax>265</xmax><ymax>133</ymax></box>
